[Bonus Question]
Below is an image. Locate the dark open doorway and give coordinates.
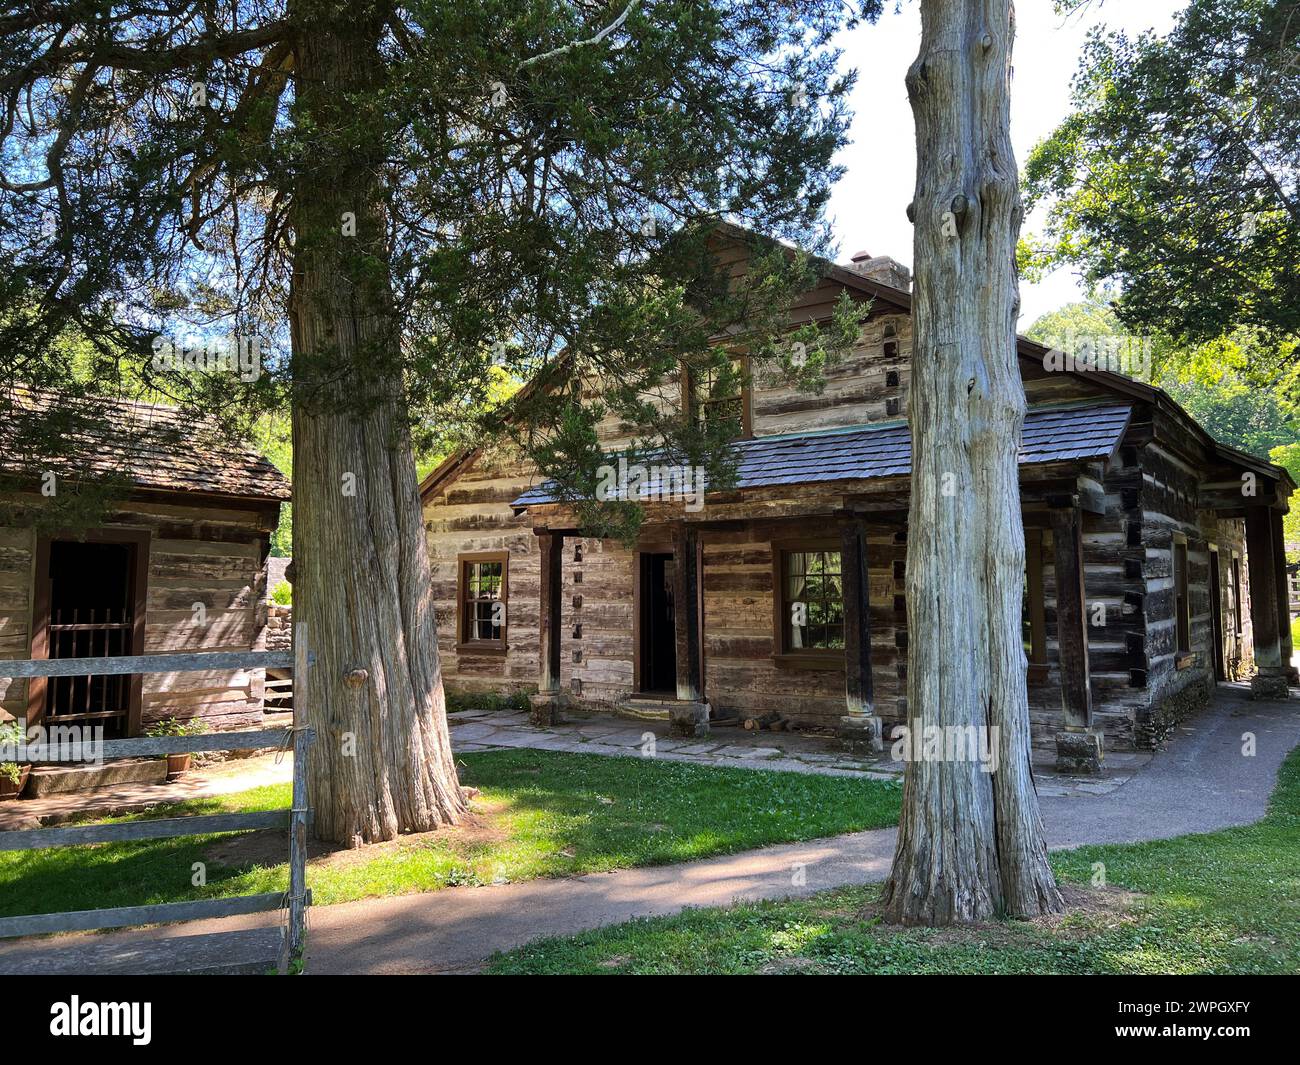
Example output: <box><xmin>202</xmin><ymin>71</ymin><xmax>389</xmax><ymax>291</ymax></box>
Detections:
<box><xmin>30</xmin><ymin>531</ymin><xmax>149</xmax><ymax>737</ymax></box>
<box><xmin>638</xmin><ymin>551</ymin><xmax>677</xmax><ymax>694</ymax></box>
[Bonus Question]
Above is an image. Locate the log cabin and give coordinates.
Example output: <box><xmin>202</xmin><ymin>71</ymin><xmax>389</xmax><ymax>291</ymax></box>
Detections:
<box><xmin>423</xmin><ymin>230</ymin><xmax>1297</xmax><ymax>772</ymax></box>
<box><xmin>0</xmin><ymin>395</ymin><xmax>290</xmax><ymax>750</ymax></box>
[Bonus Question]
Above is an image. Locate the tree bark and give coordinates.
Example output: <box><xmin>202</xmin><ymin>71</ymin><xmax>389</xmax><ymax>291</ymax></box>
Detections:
<box><xmin>881</xmin><ymin>0</ymin><xmax>1062</xmax><ymax>923</ymax></box>
<box><xmin>288</xmin><ymin>6</ymin><xmax>466</xmax><ymax>845</ymax></box>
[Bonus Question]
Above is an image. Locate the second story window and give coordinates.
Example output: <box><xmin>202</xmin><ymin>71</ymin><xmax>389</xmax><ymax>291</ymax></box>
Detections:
<box><xmin>685</xmin><ymin>357</ymin><xmax>750</xmax><ymax>439</ymax></box>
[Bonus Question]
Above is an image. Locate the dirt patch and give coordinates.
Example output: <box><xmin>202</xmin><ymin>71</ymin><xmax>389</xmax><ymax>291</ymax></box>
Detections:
<box><xmin>202</xmin><ymin>801</ymin><xmax>510</xmax><ymax>871</ymax></box>
<box><xmin>1038</xmin><ymin>882</ymin><xmax>1144</xmax><ymax>934</ymax></box>
<box><xmin>598</xmin><ymin>954</ymin><xmax>632</xmax><ymax>969</ymax></box>
<box><xmin>855</xmin><ymin>882</ymin><xmax>1143</xmax><ymax>946</ymax></box>
<box><xmin>757</xmin><ymin>955</ymin><xmax>820</xmax><ymax>974</ymax></box>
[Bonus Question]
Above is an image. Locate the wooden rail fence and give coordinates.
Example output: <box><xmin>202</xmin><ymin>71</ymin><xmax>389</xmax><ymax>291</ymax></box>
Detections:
<box><xmin>0</xmin><ymin>623</ymin><xmax>316</xmax><ymax>974</ymax></box>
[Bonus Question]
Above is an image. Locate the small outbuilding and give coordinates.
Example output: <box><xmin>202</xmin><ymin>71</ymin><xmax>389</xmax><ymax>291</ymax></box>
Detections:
<box><xmin>1</xmin><ymin>394</ymin><xmax>290</xmax><ymax>741</ymax></box>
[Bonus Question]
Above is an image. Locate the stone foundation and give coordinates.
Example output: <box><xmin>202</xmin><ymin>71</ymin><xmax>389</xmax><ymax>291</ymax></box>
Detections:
<box><xmin>1136</xmin><ymin>672</ymin><xmax>1213</xmax><ymax>749</ymax></box>
<box><xmin>529</xmin><ymin>691</ymin><xmax>568</xmax><ymax>726</ymax></box>
<box><xmin>1054</xmin><ymin>729</ymin><xmax>1104</xmax><ymax>774</ymax></box>
<box><xmin>838</xmin><ymin>713</ymin><xmax>883</xmax><ymax>753</ymax></box>
<box><xmin>668</xmin><ymin>700</ymin><xmax>710</xmax><ymax>738</ymax></box>
<box><xmin>264</xmin><ymin>603</ymin><xmax>293</xmax><ymax>652</ymax></box>
<box><xmin>1250</xmin><ymin>668</ymin><xmax>1291</xmax><ymax>700</ymax></box>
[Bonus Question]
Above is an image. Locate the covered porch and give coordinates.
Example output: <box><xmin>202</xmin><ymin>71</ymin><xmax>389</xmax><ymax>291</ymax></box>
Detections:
<box><xmin>511</xmin><ymin>403</ymin><xmax>1157</xmax><ymax>772</ymax></box>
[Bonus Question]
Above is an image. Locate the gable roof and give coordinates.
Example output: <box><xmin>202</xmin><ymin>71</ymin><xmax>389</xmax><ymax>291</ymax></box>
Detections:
<box><xmin>510</xmin><ymin>403</ymin><xmax>1133</xmax><ymax>510</ymax></box>
<box><xmin>2</xmin><ymin>392</ymin><xmax>291</xmax><ymax>503</ymax></box>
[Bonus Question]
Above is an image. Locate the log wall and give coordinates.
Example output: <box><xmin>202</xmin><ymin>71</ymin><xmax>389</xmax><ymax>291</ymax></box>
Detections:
<box><xmin>422</xmin><ymin>267</ymin><xmax>1271</xmax><ymax>748</ymax></box>
<box><xmin>0</xmin><ymin>493</ymin><xmax>278</xmax><ymax>731</ymax></box>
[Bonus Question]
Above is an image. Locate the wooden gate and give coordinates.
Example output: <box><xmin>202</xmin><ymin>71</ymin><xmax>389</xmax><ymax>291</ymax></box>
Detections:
<box><xmin>0</xmin><ymin>624</ymin><xmax>315</xmax><ymax>975</ymax></box>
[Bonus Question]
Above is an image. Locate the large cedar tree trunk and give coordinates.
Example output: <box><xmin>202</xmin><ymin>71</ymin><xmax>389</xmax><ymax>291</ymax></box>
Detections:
<box><xmin>881</xmin><ymin>0</ymin><xmax>1062</xmax><ymax>923</ymax></box>
<box><xmin>288</xmin><ymin>6</ymin><xmax>466</xmax><ymax>845</ymax></box>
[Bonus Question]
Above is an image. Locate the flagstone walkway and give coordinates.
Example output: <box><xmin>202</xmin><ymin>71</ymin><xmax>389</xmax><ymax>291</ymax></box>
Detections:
<box><xmin>446</xmin><ymin>705</ymin><xmax>1152</xmax><ymax>799</ymax></box>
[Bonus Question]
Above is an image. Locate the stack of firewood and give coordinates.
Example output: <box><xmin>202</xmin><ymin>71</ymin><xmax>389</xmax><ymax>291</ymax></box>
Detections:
<box><xmin>742</xmin><ymin>711</ymin><xmax>789</xmax><ymax>732</ymax></box>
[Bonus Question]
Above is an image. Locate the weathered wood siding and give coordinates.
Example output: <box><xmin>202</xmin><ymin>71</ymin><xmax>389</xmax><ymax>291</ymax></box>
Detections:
<box><xmin>423</xmin><ymin>264</ymin><xmax>1271</xmax><ymax>748</ymax></box>
<box><xmin>425</xmin><ymin>452</ymin><xmax>541</xmax><ymax>695</ymax></box>
<box><xmin>696</xmin><ymin>524</ymin><xmax>906</xmax><ymax>729</ymax></box>
<box><xmin>1129</xmin><ymin>441</ymin><xmax>1251</xmax><ymax>744</ymax></box>
<box><xmin>0</xmin><ymin>525</ymin><xmax>35</xmax><ymax>720</ymax></box>
<box><xmin>0</xmin><ymin>493</ymin><xmax>277</xmax><ymax>731</ymax></box>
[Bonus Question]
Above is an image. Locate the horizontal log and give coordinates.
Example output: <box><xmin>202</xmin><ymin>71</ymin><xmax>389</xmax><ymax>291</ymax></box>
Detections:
<box><xmin>0</xmin><ymin>649</ymin><xmax>307</xmax><ymax>678</ymax></box>
<box><xmin>0</xmin><ymin>890</ymin><xmax>311</xmax><ymax>939</ymax></box>
<box><xmin>17</xmin><ymin>727</ymin><xmax>308</xmax><ymax>761</ymax></box>
<box><xmin>0</xmin><ymin>809</ymin><xmax>307</xmax><ymax>851</ymax></box>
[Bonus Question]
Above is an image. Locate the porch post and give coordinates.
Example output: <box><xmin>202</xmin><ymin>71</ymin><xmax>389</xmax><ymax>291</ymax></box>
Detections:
<box><xmin>1246</xmin><ymin>506</ymin><xmax>1290</xmax><ymax>698</ymax></box>
<box><xmin>839</xmin><ymin>518</ymin><xmax>882</xmax><ymax>752</ymax></box>
<box><xmin>530</xmin><ymin>529</ymin><xmax>567</xmax><ymax>725</ymax></box>
<box><xmin>1270</xmin><ymin>508</ymin><xmax>1298</xmax><ymax>685</ymax></box>
<box><xmin>1050</xmin><ymin>500</ymin><xmax>1102</xmax><ymax>772</ymax></box>
<box><xmin>669</xmin><ymin>522</ymin><xmax>709</xmax><ymax>737</ymax></box>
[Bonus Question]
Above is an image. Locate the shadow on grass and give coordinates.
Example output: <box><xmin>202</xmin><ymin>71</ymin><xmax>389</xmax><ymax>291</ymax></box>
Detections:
<box><xmin>0</xmin><ymin>749</ymin><xmax>901</xmax><ymax>917</ymax></box>
<box><xmin>486</xmin><ymin>749</ymin><xmax>1300</xmax><ymax>975</ymax></box>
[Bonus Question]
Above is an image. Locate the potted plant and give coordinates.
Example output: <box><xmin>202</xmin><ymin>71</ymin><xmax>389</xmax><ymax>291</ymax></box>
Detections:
<box><xmin>145</xmin><ymin>717</ymin><xmax>208</xmax><ymax>779</ymax></box>
<box><xmin>0</xmin><ymin>720</ymin><xmax>29</xmax><ymax>800</ymax></box>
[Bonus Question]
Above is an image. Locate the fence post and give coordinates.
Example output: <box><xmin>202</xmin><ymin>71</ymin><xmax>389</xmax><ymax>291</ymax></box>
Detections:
<box><xmin>288</xmin><ymin>621</ymin><xmax>312</xmax><ymax>965</ymax></box>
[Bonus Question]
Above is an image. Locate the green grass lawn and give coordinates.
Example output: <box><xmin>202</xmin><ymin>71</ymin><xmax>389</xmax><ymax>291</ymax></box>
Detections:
<box><xmin>487</xmin><ymin>749</ymin><xmax>1300</xmax><ymax>975</ymax></box>
<box><xmin>0</xmin><ymin>750</ymin><xmax>900</xmax><ymax>918</ymax></box>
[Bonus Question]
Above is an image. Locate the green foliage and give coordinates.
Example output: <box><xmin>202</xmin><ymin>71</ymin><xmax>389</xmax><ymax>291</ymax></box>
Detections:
<box><xmin>0</xmin><ymin>720</ymin><xmax>22</xmax><ymax>786</ymax></box>
<box><xmin>445</xmin><ymin>689</ymin><xmax>530</xmax><ymax>714</ymax></box>
<box><xmin>488</xmin><ymin>749</ymin><xmax>1300</xmax><ymax>974</ymax></box>
<box><xmin>1271</xmin><ymin>442</ymin><xmax>1300</xmax><ymax>559</ymax></box>
<box><xmin>1024</xmin><ymin>0</ymin><xmax>1300</xmax><ymax>358</ymax></box>
<box><xmin>0</xmin><ymin>750</ymin><xmax>901</xmax><ymax>916</ymax></box>
<box><xmin>0</xmin><ymin>1</ymin><xmax>886</xmax><ymax>538</ymax></box>
<box><xmin>1024</xmin><ymin>294</ymin><xmax>1123</xmax><ymax>352</ymax></box>
<box><xmin>143</xmin><ymin>716</ymin><xmax>209</xmax><ymax>739</ymax></box>
<box><xmin>270</xmin><ymin>580</ymin><xmax>293</xmax><ymax>606</ymax></box>
<box><xmin>1028</xmin><ymin>300</ymin><xmax>1300</xmax><ymax>462</ymax></box>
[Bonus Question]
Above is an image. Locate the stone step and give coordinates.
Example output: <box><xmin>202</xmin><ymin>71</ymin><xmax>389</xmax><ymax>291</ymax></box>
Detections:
<box><xmin>614</xmin><ymin>696</ymin><xmax>676</xmax><ymax>722</ymax></box>
<box><xmin>26</xmin><ymin>758</ymin><xmax>167</xmax><ymax>797</ymax></box>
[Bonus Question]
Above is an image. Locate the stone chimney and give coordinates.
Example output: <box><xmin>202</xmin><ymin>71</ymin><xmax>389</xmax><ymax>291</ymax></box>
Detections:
<box><xmin>847</xmin><ymin>249</ymin><xmax>912</xmax><ymax>293</ymax></box>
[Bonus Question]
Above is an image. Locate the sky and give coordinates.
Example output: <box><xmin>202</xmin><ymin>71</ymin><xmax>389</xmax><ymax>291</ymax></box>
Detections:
<box><xmin>826</xmin><ymin>0</ymin><xmax>1188</xmax><ymax>328</ymax></box>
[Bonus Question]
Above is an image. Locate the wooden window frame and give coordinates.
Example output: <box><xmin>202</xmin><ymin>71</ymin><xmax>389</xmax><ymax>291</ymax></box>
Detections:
<box><xmin>1172</xmin><ymin>533</ymin><xmax>1191</xmax><ymax>656</ymax></box>
<box><xmin>1024</xmin><ymin>527</ymin><xmax>1049</xmax><ymax>683</ymax></box>
<box><xmin>771</xmin><ymin>539</ymin><xmax>845</xmax><ymax>671</ymax></box>
<box><xmin>682</xmin><ymin>354</ymin><xmax>752</xmax><ymax>441</ymax></box>
<box><xmin>456</xmin><ymin>551</ymin><xmax>509</xmax><ymax>655</ymax></box>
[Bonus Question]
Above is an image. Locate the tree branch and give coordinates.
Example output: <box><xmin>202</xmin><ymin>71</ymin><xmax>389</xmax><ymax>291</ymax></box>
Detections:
<box><xmin>0</xmin><ymin>20</ymin><xmax>291</xmax><ymax>91</ymax></box>
<box><xmin>518</xmin><ymin>0</ymin><xmax>639</xmax><ymax>72</ymax></box>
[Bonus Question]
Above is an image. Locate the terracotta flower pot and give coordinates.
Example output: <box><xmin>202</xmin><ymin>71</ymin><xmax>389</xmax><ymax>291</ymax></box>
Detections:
<box><xmin>165</xmin><ymin>753</ymin><xmax>192</xmax><ymax>780</ymax></box>
<box><xmin>0</xmin><ymin>764</ymin><xmax>30</xmax><ymax>799</ymax></box>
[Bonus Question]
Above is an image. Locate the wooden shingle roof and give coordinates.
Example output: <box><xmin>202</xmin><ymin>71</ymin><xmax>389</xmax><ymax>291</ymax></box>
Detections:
<box><xmin>3</xmin><ymin>392</ymin><xmax>291</xmax><ymax>502</ymax></box>
<box><xmin>511</xmin><ymin>403</ymin><xmax>1133</xmax><ymax>509</ymax></box>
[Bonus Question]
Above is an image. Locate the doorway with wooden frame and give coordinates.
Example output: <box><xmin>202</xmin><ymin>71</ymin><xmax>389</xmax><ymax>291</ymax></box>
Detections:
<box><xmin>28</xmin><ymin>529</ymin><xmax>149</xmax><ymax>737</ymax></box>
<box><xmin>635</xmin><ymin>550</ymin><xmax>677</xmax><ymax>695</ymax></box>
